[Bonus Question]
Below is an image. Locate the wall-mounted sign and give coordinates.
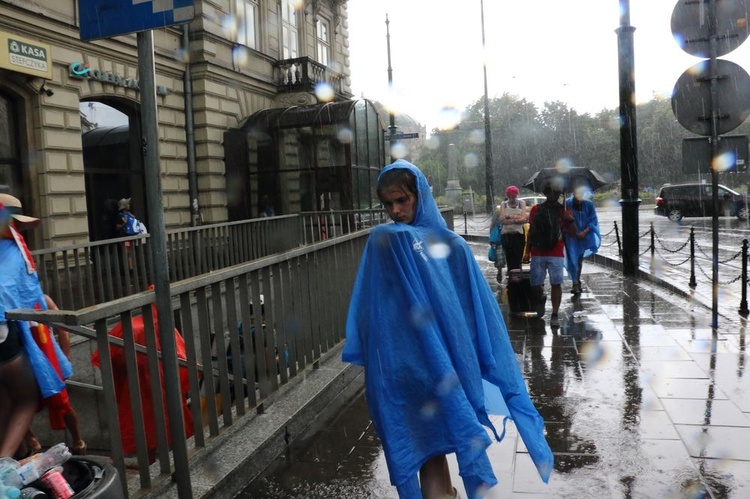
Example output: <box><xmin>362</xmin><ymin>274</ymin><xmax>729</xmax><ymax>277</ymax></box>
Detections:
<box><xmin>68</xmin><ymin>62</ymin><xmax>172</xmax><ymax>96</ymax></box>
<box><xmin>0</xmin><ymin>32</ymin><xmax>52</xmax><ymax>79</ymax></box>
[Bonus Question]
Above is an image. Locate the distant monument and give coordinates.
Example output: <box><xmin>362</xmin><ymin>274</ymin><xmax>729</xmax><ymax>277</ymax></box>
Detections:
<box><xmin>445</xmin><ymin>143</ymin><xmax>462</xmax><ymax>207</ymax></box>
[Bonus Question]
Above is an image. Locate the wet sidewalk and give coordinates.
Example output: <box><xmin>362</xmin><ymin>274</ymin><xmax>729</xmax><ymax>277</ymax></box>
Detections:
<box><xmin>242</xmin><ymin>243</ymin><xmax>750</xmax><ymax>498</ymax></box>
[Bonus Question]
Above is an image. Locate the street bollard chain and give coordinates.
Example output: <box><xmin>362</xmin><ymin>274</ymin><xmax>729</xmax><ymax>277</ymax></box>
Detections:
<box><xmin>653</xmin><ymin>246</ymin><xmax>692</xmax><ymax>267</ymax></box>
<box><xmin>654</xmin><ymin>232</ymin><xmax>690</xmax><ymax>253</ymax></box>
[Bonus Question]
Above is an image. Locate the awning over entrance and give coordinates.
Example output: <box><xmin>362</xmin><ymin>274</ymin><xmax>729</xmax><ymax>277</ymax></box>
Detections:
<box><xmin>225</xmin><ymin>99</ymin><xmax>387</xmax><ymax>220</ymax></box>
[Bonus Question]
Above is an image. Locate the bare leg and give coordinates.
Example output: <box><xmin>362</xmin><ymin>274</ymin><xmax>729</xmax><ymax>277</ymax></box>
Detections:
<box><xmin>63</xmin><ymin>408</ymin><xmax>86</xmax><ymax>454</ymax></box>
<box><xmin>420</xmin><ymin>455</ymin><xmax>454</xmax><ymax>499</ymax></box>
<box><xmin>551</xmin><ymin>284</ymin><xmax>562</xmax><ymax>315</ymax></box>
<box><xmin>0</xmin><ymin>355</ymin><xmax>40</xmax><ymax>457</ymax></box>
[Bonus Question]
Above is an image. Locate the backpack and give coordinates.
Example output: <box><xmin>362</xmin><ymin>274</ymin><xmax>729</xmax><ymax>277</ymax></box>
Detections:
<box><xmin>529</xmin><ymin>201</ymin><xmax>562</xmax><ymax>250</ymax></box>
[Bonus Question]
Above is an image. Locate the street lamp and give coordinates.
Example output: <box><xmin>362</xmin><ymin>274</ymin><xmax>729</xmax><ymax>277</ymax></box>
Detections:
<box><xmin>480</xmin><ymin>0</ymin><xmax>494</xmax><ymax>212</ymax></box>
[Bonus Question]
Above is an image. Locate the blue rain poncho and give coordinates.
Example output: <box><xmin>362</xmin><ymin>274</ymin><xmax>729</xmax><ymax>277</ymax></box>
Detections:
<box><xmin>563</xmin><ymin>196</ymin><xmax>601</xmax><ymax>282</ymax></box>
<box><xmin>0</xmin><ymin>233</ymin><xmax>72</xmax><ymax>398</ymax></box>
<box><xmin>343</xmin><ymin>160</ymin><xmax>553</xmax><ymax>498</ymax></box>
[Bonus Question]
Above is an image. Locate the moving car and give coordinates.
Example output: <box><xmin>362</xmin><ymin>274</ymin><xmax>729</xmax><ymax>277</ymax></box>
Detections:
<box><xmin>654</xmin><ymin>183</ymin><xmax>749</xmax><ymax>221</ymax></box>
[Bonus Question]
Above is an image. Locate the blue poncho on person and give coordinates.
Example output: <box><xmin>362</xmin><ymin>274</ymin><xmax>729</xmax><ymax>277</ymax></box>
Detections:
<box><xmin>564</xmin><ymin>196</ymin><xmax>601</xmax><ymax>282</ymax></box>
<box><xmin>342</xmin><ymin>160</ymin><xmax>553</xmax><ymax>498</ymax></box>
<box><xmin>0</xmin><ymin>232</ymin><xmax>72</xmax><ymax>398</ymax></box>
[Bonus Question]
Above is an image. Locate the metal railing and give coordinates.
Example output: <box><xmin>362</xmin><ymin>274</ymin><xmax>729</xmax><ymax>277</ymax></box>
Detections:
<box><xmin>32</xmin><ymin>208</ymin><xmax>456</xmax><ymax>310</ymax></box>
<box><xmin>10</xmin><ymin>230</ymin><xmax>369</xmax><ymax>498</ymax></box>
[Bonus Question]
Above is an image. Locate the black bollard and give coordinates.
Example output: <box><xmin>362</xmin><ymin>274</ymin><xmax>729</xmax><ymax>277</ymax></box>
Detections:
<box><xmin>740</xmin><ymin>239</ymin><xmax>748</xmax><ymax>317</ymax></box>
<box><xmin>650</xmin><ymin>222</ymin><xmax>655</xmax><ymax>258</ymax></box>
<box><xmin>614</xmin><ymin>221</ymin><xmax>622</xmax><ymax>258</ymax></box>
<box><xmin>464</xmin><ymin>212</ymin><xmax>468</xmax><ymax>236</ymax></box>
<box><xmin>689</xmin><ymin>227</ymin><xmax>697</xmax><ymax>289</ymax></box>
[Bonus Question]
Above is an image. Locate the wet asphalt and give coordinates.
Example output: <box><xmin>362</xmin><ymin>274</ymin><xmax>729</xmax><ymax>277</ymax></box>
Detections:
<box><xmin>241</xmin><ymin>243</ymin><xmax>750</xmax><ymax>498</ymax></box>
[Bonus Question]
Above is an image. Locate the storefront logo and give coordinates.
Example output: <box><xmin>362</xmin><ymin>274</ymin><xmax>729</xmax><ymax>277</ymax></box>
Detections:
<box><xmin>68</xmin><ymin>62</ymin><xmax>171</xmax><ymax>96</ymax></box>
<box><xmin>0</xmin><ymin>33</ymin><xmax>51</xmax><ymax>79</ymax></box>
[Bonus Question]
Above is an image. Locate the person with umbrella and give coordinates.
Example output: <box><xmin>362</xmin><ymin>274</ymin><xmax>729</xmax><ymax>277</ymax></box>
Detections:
<box><xmin>524</xmin><ymin>183</ymin><xmax>576</xmax><ymax>326</ymax></box>
<box><xmin>564</xmin><ymin>184</ymin><xmax>601</xmax><ymax>294</ymax></box>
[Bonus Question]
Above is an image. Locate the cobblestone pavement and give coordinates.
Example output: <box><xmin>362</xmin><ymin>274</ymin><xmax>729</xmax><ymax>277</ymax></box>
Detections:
<box><xmin>241</xmin><ymin>242</ymin><xmax>750</xmax><ymax>498</ymax></box>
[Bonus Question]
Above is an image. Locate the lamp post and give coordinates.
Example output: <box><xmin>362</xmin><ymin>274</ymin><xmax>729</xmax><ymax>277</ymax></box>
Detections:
<box><xmin>616</xmin><ymin>0</ymin><xmax>640</xmax><ymax>277</ymax></box>
<box><xmin>480</xmin><ymin>0</ymin><xmax>495</xmax><ymax>213</ymax></box>
<box><xmin>386</xmin><ymin>14</ymin><xmax>398</xmax><ymax>161</ymax></box>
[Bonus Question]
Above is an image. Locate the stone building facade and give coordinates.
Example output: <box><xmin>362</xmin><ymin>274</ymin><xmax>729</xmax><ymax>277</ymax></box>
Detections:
<box><xmin>0</xmin><ymin>0</ymin><xmax>353</xmax><ymax>249</ymax></box>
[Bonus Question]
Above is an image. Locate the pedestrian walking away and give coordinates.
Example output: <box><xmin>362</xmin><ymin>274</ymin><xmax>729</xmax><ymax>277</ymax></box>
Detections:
<box><xmin>343</xmin><ymin>159</ymin><xmax>553</xmax><ymax>498</ymax></box>
<box><xmin>525</xmin><ymin>184</ymin><xmax>575</xmax><ymax>326</ymax></box>
<box><xmin>564</xmin><ymin>185</ymin><xmax>601</xmax><ymax>295</ymax></box>
<box><xmin>498</xmin><ymin>185</ymin><xmax>528</xmax><ymax>273</ymax></box>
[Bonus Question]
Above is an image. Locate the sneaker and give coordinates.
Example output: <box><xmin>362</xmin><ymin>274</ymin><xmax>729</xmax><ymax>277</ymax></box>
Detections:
<box><xmin>550</xmin><ymin>313</ymin><xmax>560</xmax><ymax>327</ymax></box>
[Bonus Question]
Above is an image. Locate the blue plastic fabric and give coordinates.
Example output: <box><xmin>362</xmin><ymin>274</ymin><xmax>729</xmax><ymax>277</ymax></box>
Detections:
<box><xmin>0</xmin><ymin>238</ymin><xmax>71</xmax><ymax>397</ymax></box>
<box><xmin>563</xmin><ymin>196</ymin><xmax>601</xmax><ymax>282</ymax></box>
<box><xmin>343</xmin><ymin>160</ymin><xmax>553</xmax><ymax>498</ymax></box>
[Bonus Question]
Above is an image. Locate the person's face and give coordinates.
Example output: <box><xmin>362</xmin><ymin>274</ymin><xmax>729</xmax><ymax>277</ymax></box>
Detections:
<box><xmin>381</xmin><ymin>186</ymin><xmax>417</xmax><ymax>224</ymax></box>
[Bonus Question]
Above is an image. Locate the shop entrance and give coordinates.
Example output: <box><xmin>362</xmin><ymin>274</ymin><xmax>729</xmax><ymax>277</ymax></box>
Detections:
<box><xmin>80</xmin><ymin>99</ymin><xmax>146</xmax><ymax>241</ymax></box>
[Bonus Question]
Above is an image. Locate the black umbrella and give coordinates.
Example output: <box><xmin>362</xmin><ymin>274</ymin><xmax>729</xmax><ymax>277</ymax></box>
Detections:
<box><xmin>522</xmin><ymin>166</ymin><xmax>608</xmax><ymax>194</ymax></box>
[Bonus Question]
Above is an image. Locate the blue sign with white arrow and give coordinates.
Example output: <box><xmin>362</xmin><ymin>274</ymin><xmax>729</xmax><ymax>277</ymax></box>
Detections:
<box><xmin>79</xmin><ymin>0</ymin><xmax>195</xmax><ymax>41</ymax></box>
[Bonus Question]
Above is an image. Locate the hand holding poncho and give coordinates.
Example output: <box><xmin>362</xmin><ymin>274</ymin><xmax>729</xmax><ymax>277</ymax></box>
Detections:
<box><xmin>343</xmin><ymin>160</ymin><xmax>553</xmax><ymax>498</ymax></box>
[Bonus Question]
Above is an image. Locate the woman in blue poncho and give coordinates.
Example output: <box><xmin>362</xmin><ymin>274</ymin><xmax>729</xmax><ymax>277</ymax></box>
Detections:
<box><xmin>343</xmin><ymin>160</ymin><xmax>553</xmax><ymax>498</ymax></box>
<box><xmin>564</xmin><ymin>186</ymin><xmax>601</xmax><ymax>295</ymax></box>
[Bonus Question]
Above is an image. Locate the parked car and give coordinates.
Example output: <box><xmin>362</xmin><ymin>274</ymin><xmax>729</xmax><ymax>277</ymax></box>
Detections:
<box><xmin>654</xmin><ymin>183</ymin><xmax>750</xmax><ymax>221</ymax></box>
<box><xmin>519</xmin><ymin>195</ymin><xmax>545</xmax><ymax>207</ymax></box>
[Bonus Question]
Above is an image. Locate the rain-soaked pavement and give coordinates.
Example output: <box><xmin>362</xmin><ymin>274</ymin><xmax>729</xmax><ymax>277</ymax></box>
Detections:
<box><xmin>240</xmin><ymin>243</ymin><xmax>750</xmax><ymax>498</ymax></box>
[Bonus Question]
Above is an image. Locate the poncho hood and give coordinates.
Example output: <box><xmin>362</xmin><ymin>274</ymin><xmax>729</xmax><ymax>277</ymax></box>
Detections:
<box><xmin>343</xmin><ymin>160</ymin><xmax>553</xmax><ymax>498</ymax></box>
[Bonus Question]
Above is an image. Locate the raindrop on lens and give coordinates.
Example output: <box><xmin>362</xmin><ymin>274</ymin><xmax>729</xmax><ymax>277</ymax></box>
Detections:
<box><xmin>391</xmin><ymin>142</ymin><xmax>407</xmax><ymax>159</ymax></box>
<box><xmin>420</xmin><ymin>400</ymin><xmax>438</xmax><ymax>419</ymax></box>
<box><xmin>712</xmin><ymin>151</ymin><xmax>735</xmax><ymax>172</ymax></box>
<box><xmin>315</xmin><ymin>82</ymin><xmax>335</xmax><ymax>102</ymax></box>
<box><xmin>469</xmin><ymin>129</ymin><xmax>484</xmax><ymax>144</ymax></box>
<box><xmin>337</xmin><ymin>128</ymin><xmax>353</xmax><ymax>143</ymax></box>
<box><xmin>425</xmin><ymin>136</ymin><xmax>440</xmax><ymax>150</ymax></box>
<box><xmin>233</xmin><ymin>46</ymin><xmax>249</xmax><ymax>66</ymax></box>
<box><xmin>427</xmin><ymin>242</ymin><xmax>451</xmax><ymax>259</ymax></box>
<box><xmin>464</xmin><ymin>153</ymin><xmax>478</xmax><ymax>169</ymax></box>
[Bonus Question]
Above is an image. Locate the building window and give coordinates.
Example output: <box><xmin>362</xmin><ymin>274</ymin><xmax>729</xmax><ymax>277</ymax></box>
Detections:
<box><xmin>281</xmin><ymin>0</ymin><xmax>299</xmax><ymax>59</ymax></box>
<box><xmin>0</xmin><ymin>91</ymin><xmax>21</xmax><ymax>197</ymax></box>
<box><xmin>236</xmin><ymin>0</ymin><xmax>258</xmax><ymax>49</ymax></box>
<box><xmin>316</xmin><ymin>18</ymin><xmax>331</xmax><ymax>66</ymax></box>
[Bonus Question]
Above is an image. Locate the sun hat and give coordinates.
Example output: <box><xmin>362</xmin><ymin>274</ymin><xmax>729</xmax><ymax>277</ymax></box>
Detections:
<box><xmin>118</xmin><ymin>198</ymin><xmax>131</xmax><ymax>210</ymax></box>
<box><xmin>0</xmin><ymin>193</ymin><xmax>40</xmax><ymax>229</ymax></box>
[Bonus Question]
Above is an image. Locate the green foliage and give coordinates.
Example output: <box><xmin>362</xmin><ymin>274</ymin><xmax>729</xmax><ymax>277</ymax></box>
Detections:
<box><xmin>415</xmin><ymin>94</ymin><xmax>750</xmax><ymax>196</ymax></box>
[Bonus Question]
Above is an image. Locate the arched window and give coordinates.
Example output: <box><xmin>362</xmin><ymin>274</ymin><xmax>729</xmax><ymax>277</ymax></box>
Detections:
<box><xmin>0</xmin><ymin>91</ymin><xmax>20</xmax><ymax>196</ymax></box>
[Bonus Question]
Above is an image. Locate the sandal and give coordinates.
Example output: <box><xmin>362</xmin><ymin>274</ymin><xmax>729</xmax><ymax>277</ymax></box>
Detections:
<box><xmin>71</xmin><ymin>440</ymin><xmax>87</xmax><ymax>456</ymax></box>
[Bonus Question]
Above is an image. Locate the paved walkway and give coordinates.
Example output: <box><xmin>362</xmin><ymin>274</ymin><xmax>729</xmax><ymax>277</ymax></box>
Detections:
<box><xmin>243</xmin><ymin>242</ymin><xmax>750</xmax><ymax>498</ymax></box>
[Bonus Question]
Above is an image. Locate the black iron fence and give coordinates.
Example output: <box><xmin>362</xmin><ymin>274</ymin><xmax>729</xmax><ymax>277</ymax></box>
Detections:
<box><xmin>599</xmin><ymin>221</ymin><xmax>750</xmax><ymax>316</ymax></box>
<box><xmin>10</xmin><ymin>231</ymin><xmax>369</xmax><ymax>498</ymax></box>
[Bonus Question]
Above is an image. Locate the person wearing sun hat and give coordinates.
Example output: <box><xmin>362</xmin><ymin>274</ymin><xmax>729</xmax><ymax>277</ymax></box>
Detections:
<box><xmin>0</xmin><ymin>195</ymin><xmax>86</xmax><ymax>457</ymax></box>
<box><xmin>0</xmin><ymin>193</ymin><xmax>40</xmax><ymax>231</ymax></box>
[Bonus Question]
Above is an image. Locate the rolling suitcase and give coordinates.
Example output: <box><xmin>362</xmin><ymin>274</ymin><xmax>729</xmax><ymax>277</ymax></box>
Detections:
<box><xmin>507</xmin><ymin>268</ymin><xmax>544</xmax><ymax>316</ymax></box>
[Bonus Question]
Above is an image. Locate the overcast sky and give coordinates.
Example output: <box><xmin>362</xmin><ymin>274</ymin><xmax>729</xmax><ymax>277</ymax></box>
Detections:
<box><xmin>347</xmin><ymin>0</ymin><xmax>750</xmax><ymax>132</ymax></box>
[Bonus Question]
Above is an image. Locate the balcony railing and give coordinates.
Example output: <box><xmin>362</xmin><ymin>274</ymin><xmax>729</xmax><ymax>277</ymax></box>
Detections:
<box><xmin>274</xmin><ymin>56</ymin><xmax>349</xmax><ymax>98</ymax></box>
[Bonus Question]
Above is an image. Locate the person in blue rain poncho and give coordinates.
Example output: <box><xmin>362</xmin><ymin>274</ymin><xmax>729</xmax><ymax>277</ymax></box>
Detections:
<box><xmin>564</xmin><ymin>185</ymin><xmax>601</xmax><ymax>295</ymax></box>
<box><xmin>343</xmin><ymin>160</ymin><xmax>553</xmax><ymax>499</ymax></box>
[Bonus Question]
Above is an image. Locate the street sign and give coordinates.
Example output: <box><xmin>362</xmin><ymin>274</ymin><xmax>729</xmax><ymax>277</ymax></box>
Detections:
<box><xmin>385</xmin><ymin>132</ymin><xmax>419</xmax><ymax>141</ymax></box>
<box><xmin>672</xmin><ymin>59</ymin><xmax>750</xmax><ymax>136</ymax></box>
<box><xmin>671</xmin><ymin>0</ymin><xmax>750</xmax><ymax>58</ymax></box>
<box><xmin>79</xmin><ymin>0</ymin><xmax>195</xmax><ymax>41</ymax></box>
<box><xmin>682</xmin><ymin>135</ymin><xmax>749</xmax><ymax>173</ymax></box>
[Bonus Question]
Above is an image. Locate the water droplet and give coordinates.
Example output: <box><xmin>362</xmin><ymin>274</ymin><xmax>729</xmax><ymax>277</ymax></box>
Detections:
<box><xmin>427</xmin><ymin>241</ymin><xmax>451</xmax><ymax>259</ymax></box>
<box><xmin>315</xmin><ymin>82</ymin><xmax>335</xmax><ymax>102</ymax></box>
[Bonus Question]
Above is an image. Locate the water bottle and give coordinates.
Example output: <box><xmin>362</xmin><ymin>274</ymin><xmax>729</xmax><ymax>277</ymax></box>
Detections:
<box><xmin>0</xmin><ymin>485</ymin><xmax>20</xmax><ymax>499</ymax></box>
<box><xmin>16</xmin><ymin>443</ymin><xmax>71</xmax><ymax>485</ymax></box>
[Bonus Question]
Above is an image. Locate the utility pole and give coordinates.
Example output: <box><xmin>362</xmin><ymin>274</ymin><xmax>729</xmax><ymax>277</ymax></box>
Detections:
<box><xmin>480</xmin><ymin>0</ymin><xmax>495</xmax><ymax>212</ymax></box>
<box><xmin>386</xmin><ymin>14</ymin><xmax>398</xmax><ymax>161</ymax></box>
